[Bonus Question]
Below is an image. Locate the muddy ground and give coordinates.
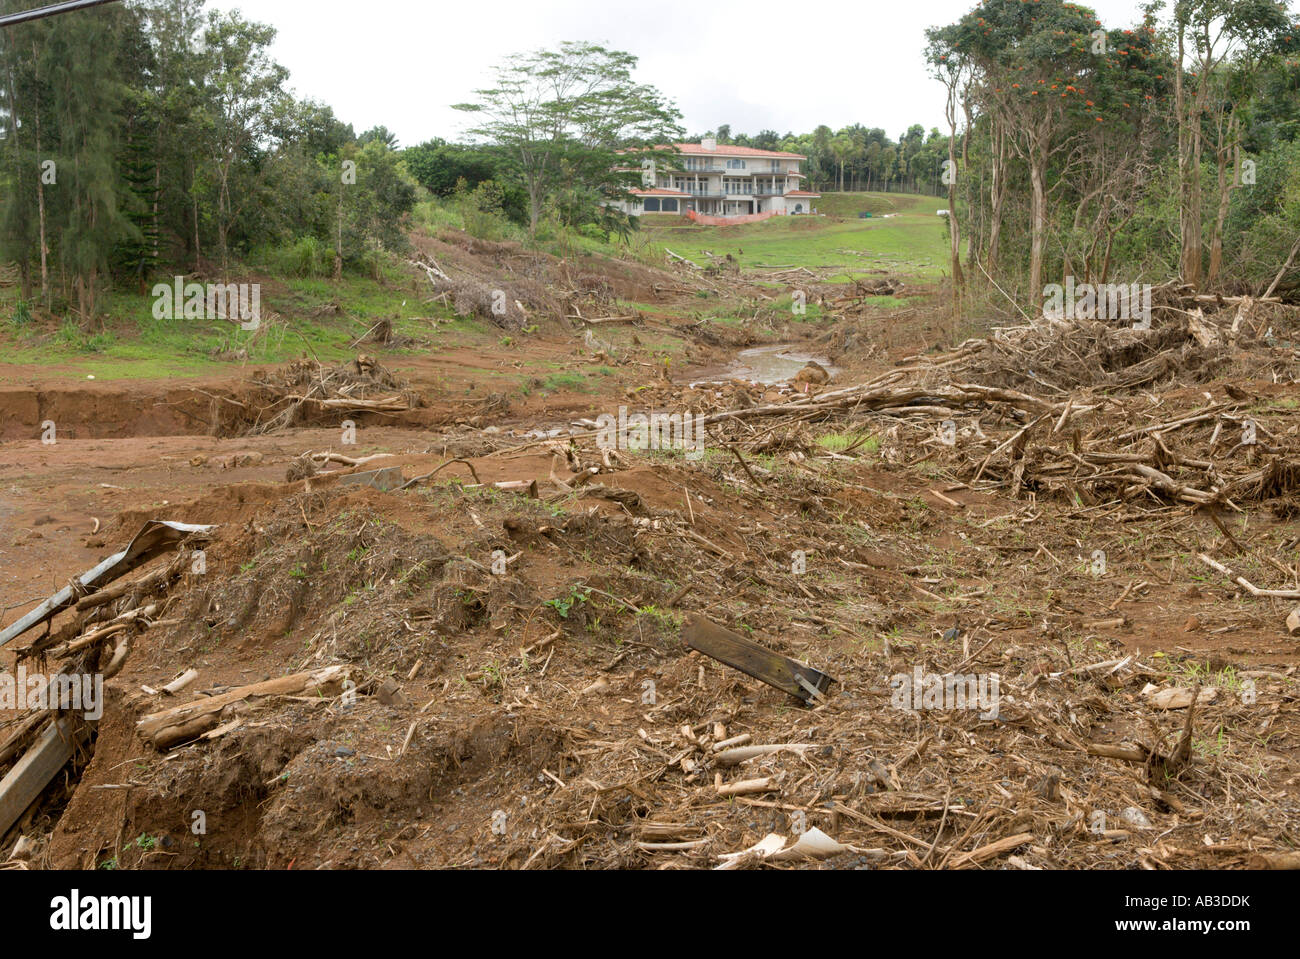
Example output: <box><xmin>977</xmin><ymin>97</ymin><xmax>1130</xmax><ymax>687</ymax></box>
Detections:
<box><xmin>2</xmin><ymin>241</ymin><xmax>1299</xmax><ymax>871</ymax></box>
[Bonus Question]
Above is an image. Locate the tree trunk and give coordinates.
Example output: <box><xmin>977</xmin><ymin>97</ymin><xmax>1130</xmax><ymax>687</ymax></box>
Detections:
<box><xmin>945</xmin><ymin>78</ymin><xmax>964</xmax><ymax>288</ymax></box>
<box><xmin>334</xmin><ymin>186</ymin><xmax>344</xmax><ymax>281</ymax></box>
<box><xmin>1176</xmin><ymin>28</ymin><xmax>1204</xmax><ymax>288</ymax></box>
<box><xmin>988</xmin><ymin>121</ymin><xmax>1005</xmax><ymax>273</ymax></box>
<box><xmin>1029</xmin><ymin>151</ymin><xmax>1047</xmax><ymax>304</ymax></box>
<box><xmin>1207</xmin><ymin>117</ymin><xmax>1238</xmax><ymax>287</ymax></box>
<box><xmin>32</xmin><ymin>45</ymin><xmax>49</xmax><ymax>305</ymax></box>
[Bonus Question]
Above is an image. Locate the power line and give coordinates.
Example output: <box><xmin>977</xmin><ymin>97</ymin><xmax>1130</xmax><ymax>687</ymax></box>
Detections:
<box><xmin>0</xmin><ymin>0</ymin><xmax>124</xmax><ymax>29</ymax></box>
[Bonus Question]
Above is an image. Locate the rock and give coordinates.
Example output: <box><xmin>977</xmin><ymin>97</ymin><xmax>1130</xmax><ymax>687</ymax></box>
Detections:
<box><xmin>1287</xmin><ymin>607</ymin><xmax>1300</xmax><ymax>636</ymax></box>
<box><xmin>1182</xmin><ymin>615</ymin><xmax>1201</xmax><ymax>632</ymax></box>
<box><xmin>375</xmin><ymin>679</ymin><xmax>406</xmax><ymax>707</ymax></box>
<box><xmin>793</xmin><ymin>361</ymin><xmax>831</xmax><ymax>387</ymax></box>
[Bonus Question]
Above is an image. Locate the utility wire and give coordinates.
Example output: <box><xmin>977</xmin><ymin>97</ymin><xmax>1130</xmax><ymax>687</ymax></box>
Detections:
<box><xmin>0</xmin><ymin>0</ymin><xmax>124</xmax><ymax>29</ymax></box>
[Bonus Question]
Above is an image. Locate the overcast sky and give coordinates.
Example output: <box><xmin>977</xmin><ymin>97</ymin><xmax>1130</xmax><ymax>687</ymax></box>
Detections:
<box><xmin>216</xmin><ymin>0</ymin><xmax>1155</xmax><ymax>146</ymax></box>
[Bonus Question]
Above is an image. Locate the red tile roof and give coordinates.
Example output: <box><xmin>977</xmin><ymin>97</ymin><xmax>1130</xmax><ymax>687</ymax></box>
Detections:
<box><xmin>621</xmin><ymin>143</ymin><xmax>806</xmax><ymax>160</ymax></box>
<box><xmin>673</xmin><ymin>142</ymin><xmax>806</xmax><ymax>159</ymax></box>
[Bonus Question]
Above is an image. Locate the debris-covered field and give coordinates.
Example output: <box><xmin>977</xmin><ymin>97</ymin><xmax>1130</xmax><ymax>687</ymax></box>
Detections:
<box><xmin>3</xmin><ymin>241</ymin><xmax>1300</xmax><ymax>871</ymax></box>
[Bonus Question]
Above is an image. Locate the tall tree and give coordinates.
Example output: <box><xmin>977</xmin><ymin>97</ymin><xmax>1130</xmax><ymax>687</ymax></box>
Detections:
<box><xmin>453</xmin><ymin>41</ymin><xmax>683</xmax><ymax>236</ymax></box>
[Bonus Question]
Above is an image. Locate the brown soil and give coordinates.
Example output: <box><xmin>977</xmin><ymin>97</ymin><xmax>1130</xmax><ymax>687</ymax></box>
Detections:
<box><xmin>3</xmin><ymin>250</ymin><xmax>1299</xmax><ymax>872</ymax></box>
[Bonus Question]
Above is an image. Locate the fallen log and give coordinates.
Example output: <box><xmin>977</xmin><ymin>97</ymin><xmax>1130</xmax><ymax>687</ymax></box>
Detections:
<box><xmin>75</xmin><ymin>553</ymin><xmax>186</xmax><ymax>612</ymax></box>
<box><xmin>1198</xmin><ymin>554</ymin><xmax>1300</xmax><ymax>599</ymax></box>
<box><xmin>137</xmin><ymin>664</ymin><xmax>351</xmax><ymax>750</ymax></box>
<box><xmin>0</xmin><ymin>718</ymin><xmax>92</xmax><ymax>840</ymax></box>
<box><xmin>0</xmin><ymin>712</ymin><xmax>50</xmax><ymax>768</ymax></box>
<box><xmin>949</xmin><ymin>832</ymin><xmax>1035</xmax><ymax>868</ymax></box>
<box><xmin>713</xmin><ymin>744</ymin><xmax>817</xmax><ymax>766</ymax></box>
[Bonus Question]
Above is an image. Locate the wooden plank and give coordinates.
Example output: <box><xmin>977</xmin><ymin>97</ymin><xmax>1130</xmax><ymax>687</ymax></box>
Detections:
<box><xmin>338</xmin><ymin>467</ymin><xmax>405</xmax><ymax>492</ymax></box>
<box><xmin>0</xmin><ymin>718</ymin><xmax>88</xmax><ymax>840</ymax></box>
<box><xmin>681</xmin><ymin>614</ymin><xmax>835</xmax><ymax>705</ymax></box>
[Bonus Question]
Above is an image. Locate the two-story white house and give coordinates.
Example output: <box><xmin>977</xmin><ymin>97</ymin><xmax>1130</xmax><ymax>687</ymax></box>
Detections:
<box><xmin>615</xmin><ymin>138</ymin><xmax>819</xmax><ymax>218</ymax></box>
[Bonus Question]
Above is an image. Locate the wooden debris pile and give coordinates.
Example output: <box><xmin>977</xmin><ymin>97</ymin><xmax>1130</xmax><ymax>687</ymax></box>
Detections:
<box><xmin>919</xmin><ymin>284</ymin><xmax>1299</xmax><ymax>395</ymax></box>
<box><xmin>0</xmin><ymin>522</ymin><xmax>215</xmax><ymax>847</ymax></box>
<box><xmin>408</xmin><ymin>250</ymin><xmax>558</xmax><ymax>329</ymax></box>
<box><xmin>247</xmin><ymin>355</ymin><xmax>418</xmax><ymax>434</ymax></box>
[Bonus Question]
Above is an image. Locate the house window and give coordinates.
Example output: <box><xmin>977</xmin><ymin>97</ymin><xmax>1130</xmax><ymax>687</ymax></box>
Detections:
<box><xmin>643</xmin><ymin>197</ymin><xmax>661</xmax><ymax>212</ymax></box>
<box><xmin>662</xmin><ymin>198</ymin><xmax>678</xmax><ymax>212</ymax></box>
<box><xmin>726</xmin><ymin>158</ymin><xmax>745</xmax><ymax>169</ymax></box>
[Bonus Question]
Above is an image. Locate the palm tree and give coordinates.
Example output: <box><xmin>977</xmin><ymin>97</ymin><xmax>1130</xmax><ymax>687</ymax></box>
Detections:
<box><xmin>830</xmin><ymin>136</ymin><xmax>855</xmax><ymax>192</ymax></box>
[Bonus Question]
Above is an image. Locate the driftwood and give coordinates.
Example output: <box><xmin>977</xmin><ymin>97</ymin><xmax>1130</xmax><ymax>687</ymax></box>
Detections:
<box><xmin>137</xmin><ymin>665</ymin><xmax>352</xmax><ymax>750</ymax></box>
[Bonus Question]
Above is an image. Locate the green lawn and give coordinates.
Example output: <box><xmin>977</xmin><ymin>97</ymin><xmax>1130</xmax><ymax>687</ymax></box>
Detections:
<box><xmin>637</xmin><ymin>191</ymin><xmax>950</xmax><ymax>283</ymax></box>
<box><xmin>0</xmin><ymin>269</ymin><xmax>448</xmax><ymax>381</ymax></box>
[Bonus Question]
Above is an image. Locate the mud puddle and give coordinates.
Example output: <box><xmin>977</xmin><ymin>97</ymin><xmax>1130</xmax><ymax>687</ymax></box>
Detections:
<box><xmin>691</xmin><ymin>344</ymin><xmax>839</xmax><ymax>387</ymax></box>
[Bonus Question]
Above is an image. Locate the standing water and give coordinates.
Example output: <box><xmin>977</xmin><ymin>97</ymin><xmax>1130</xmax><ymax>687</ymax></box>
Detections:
<box><xmin>725</xmin><ymin>345</ymin><xmax>839</xmax><ymax>385</ymax></box>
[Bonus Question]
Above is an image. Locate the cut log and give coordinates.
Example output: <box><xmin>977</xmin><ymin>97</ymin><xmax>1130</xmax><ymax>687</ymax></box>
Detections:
<box><xmin>716</xmin><ymin>777</ymin><xmax>775</xmax><ymax>797</ymax></box>
<box><xmin>137</xmin><ymin>665</ymin><xmax>351</xmax><ymax>750</ymax></box>
<box><xmin>949</xmin><ymin>832</ymin><xmax>1035</xmax><ymax>868</ymax></box>
<box><xmin>161</xmin><ymin>669</ymin><xmax>199</xmax><ymax>696</ymax></box>
<box><xmin>713</xmin><ymin>744</ymin><xmax>817</xmax><ymax>766</ymax></box>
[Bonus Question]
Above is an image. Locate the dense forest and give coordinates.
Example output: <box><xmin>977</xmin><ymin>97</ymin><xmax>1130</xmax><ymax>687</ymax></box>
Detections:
<box><xmin>927</xmin><ymin>0</ymin><xmax>1300</xmax><ymax>300</ymax></box>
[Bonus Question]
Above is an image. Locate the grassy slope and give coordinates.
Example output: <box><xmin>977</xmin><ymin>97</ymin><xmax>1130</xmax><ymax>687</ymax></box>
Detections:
<box><xmin>0</xmin><ymin>191</ymin><xmax>948</xmax><ymax>382</ymax></box>
<box><xmin>636</xmin><ymin>191</ymin><xmax>949</xmax><ymax>284</ymax></box>
<box><xmin>0</xmin><ymin>266</ymin><xmax>464</xmax><ymax>381</ymax></box>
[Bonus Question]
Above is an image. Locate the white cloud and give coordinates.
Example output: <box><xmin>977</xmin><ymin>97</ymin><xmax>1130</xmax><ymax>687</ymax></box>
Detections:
<box><xmin>222</xmin><ymin>0</ymin><xmax>1158</xmax><ymax>145</ymax></box>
